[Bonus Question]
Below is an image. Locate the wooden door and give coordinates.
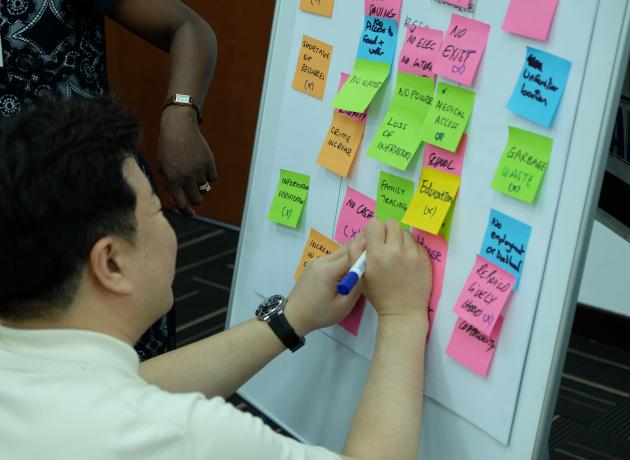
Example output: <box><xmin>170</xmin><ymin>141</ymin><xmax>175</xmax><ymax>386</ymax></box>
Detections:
<box><xmin>106</xmin><ymin>1</ymin><xmax>276</xmax><ymax>226</ymax></box>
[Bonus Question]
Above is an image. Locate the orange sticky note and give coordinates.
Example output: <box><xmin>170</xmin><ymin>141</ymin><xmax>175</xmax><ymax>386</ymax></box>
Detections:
<box><xmin>294</xmin><ymin>228</ymin><xmax>340</xmax><ymax>280</ymax></box>
<box><xmin>300</xmin><ymin>0</ymin><xmax>335</xmax><ymax>17</ymax></box>
<box><xmin>292</xmin><ymin>35</ymin><xmax>333</xmax><ymax>100</ymax></box>
<box><xmin>317</xmin><ymin>111</ymin><xmax>366</xmax><ymax>177</ymax></box>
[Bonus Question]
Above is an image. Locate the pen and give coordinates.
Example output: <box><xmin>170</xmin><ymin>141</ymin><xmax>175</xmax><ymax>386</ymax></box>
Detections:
<box><xmin>336</xmin><ymin>250</ymin><xmax>367</xmax><ymax>295</ymax></box>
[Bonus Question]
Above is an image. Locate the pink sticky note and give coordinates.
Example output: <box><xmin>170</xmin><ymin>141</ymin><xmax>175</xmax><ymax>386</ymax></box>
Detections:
<box><xmin>434</xmin><ymin>14</ymin><xmax>491</xmax><ymax>87</ymax></box>
<box><xmin>423</xmin><ymin>134</ymin><xmax>467</xmax><ymax>177</ymax></box>
<box><xmin>365</xmin><ymin>0</ymin><xmax>403</xmax><ymax>22</ymax></box>
<box><xmin>334</xmin><ymin>187</ymin><xmax>376</xmax><ymax>244</ymax></box>
<box><xmin>398</xmin><ymin>25</ymin><xmax>443</xmax><ymax>78</ymax></box>
<box><xmin>339</xmin><ymin>296</ymin><xmax>366</xmax><ymax>336</ymax></box>
<box><xmin>412</xmin><ymin>229</ymin><xmax>448</xmax><ymax>336</ymax></box>
<box><xmin>335</xmin><ymin>73</ymin><xmax>369</xmax><ymax>124</ymax></box>
<box><xmin>443</xmin><ymin>0</ymin><xmax>471</xmax><ymax>8</ymax></box>
<box><xmin>502</xmin><ymin>0</ymin><xmax>559</xmax><ymax>42</ymax></box>
<box><xmin>452</xmin><ymin>256</ymin><xmax>515</xmax><ymax>334</ymax></box>
<box><xmin>446</xmin><ymin>315</ymin><xmax>505</xmax><ymax>377</ymax></box>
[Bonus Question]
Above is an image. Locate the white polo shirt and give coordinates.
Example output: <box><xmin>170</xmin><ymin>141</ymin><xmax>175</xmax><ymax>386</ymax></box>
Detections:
<box><xmin>0</xmin><ymin>325</ymin><xmax>340</xmax><ymax>460</ymax></box>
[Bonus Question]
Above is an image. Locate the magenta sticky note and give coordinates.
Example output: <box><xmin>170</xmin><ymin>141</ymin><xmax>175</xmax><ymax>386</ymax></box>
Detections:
<box><xmin>442</xmin><ymin>0</ymin><xmax>471</xmax><ymax>8</ymax></box>
<box><xmin>423</xmin><ymin>134</ymin><xmax>467</xmax><ymax>177</ymax></box>
<box><xmin>339</xmin><ymin>296</ymin><xmax>366</xmax><ymax>336</ymax></box>
<box><xmin>446</xmin><ymin>315</ymin><xmax>505</xmax><ymax>377</ymax></box>
<box><xmin>502</xmin><ymin>0</ymin><xmax>559</xmax><ymax>42</ymax></box>
<box><xmin>452</xmin><ymin>256</ymin><xmax>515</xmax><ymax>334</ymax></box>
<box><xmin>434</xmin><ymin>14</ymin><xmax>491</xmax><ymax>87</ymax></box>
<box><xmin>365</xmin><ymin>0</ymin><xmax>403</xmax><ymax>22</ymax></box>
<box><xmin>335</xmin><ymin>73</ymin><xmax>369</xmax><ymax>124</ymax></box>
<box><xmin>334</xmin><ymin>187</ymin><xmax>376</xmax><ymax>244</ymax></box>
<box><xmin>398</xmin><ymin>25</ymin><xmax>443</xmax><ymax>79</ymax></box>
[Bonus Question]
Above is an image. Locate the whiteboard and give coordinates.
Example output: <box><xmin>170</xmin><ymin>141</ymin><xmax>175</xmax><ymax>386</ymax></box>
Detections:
<box><xmin>227</xmin><ymin>0</ymin><xmax>630</xmax><ymax>458</ymax></box>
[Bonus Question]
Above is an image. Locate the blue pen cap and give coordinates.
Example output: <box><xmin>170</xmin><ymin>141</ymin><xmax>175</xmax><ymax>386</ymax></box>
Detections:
<box><xmin>337</xmin><ymin>272</ymin><xmax>359</xmax><ymax>296</ymax></box>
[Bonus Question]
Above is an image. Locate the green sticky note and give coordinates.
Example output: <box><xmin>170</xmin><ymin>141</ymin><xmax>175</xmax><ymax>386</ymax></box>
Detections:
<box><xmin>332</xmin><ymin>59</ymin><xmax>391</xmax><ymax>113</ymax></box>
<box><xmin>376</xmin><ymin>171</ymin><xmax>415</xmax><ymax>228</ymax></box>
<box><xmin>367</xmin><ymin>74</ymin><xmax>435</xmax><ymax>170</ymax></box>
<box><xmin>491</xmin><ymin>126</ymin><xmax>553</xmax><ymax>203</ymax></box>
<box><xmin>439</xmin><ymin>196</ymin><xmax>456</xmax><ymax>241</ymax></box>
<box><xmin>267</xmin><ymin>169</ymin><xmax>310</xmax><ymax>228</ymax></box>
<box><xmin>419</xmin><ymin>82</ymin><xmax>475</xmax><ymax>152</ymax></box>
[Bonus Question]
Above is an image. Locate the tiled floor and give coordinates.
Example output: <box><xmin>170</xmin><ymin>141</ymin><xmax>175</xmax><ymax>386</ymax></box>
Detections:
<box><xmin>166</xmin><ymin>211</ymin><xmax>630</xmax><ymax>458</ymax></box>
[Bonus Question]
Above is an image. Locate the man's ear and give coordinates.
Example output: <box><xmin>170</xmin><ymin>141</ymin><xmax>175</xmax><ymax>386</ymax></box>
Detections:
<box><xmin>89</xmin><ymin>236</ymin><xmax>133</xmax><ymax>295</ymax></box>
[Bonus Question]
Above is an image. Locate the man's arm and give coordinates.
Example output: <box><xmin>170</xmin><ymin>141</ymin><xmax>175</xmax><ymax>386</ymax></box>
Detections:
<box><xmin>109</xmin><ymin>0</ymin><xmax>218</xmax><ymax>215</ymax></box>
<box><xmin>139</xmin><ymin>238</ymin><xmax>366</xmax><ymax>398</ymax></box>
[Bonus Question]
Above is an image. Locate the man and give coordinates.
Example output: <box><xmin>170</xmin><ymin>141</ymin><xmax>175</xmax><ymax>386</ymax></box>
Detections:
<box><xmin>0</xmin><ymin>0</ymin><xmax>218</xmax><ymax>357</ymax></box>
<box><xmin>0</xmin><ymin>98</ymin><xmax>432</xmax><ymax>459</ymax></box>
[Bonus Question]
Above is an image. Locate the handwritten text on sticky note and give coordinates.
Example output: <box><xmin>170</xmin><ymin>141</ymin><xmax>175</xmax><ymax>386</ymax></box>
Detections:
<box><xmin>300</xmin><ymin>0</ymin><xmax>335</xmax><ymax>17</ymax></box>
<box><xmin>452</xmin><ymin>255</ymin><xmax>515</xmax><ymax>334</ymax></box>
<box><xmin>399</xmin><ymin>25</ymin><xmax>443</xmax><ymax>78</ymax></box>
<box><xmin>492</xmin><ymin>126</ymin><xmax>553</xmax><ymax>203</ymax></box>
<box><xmin>481</xmin><ymin>209</ymin><xmax>531</xmax><ymax>289</ymax></box>
<box><xmin>423</xmin><ymin>134</ymin><xmax>467</xmax><ymax>177</ymax></box>
<box><xmin>292</xmin><ymin>35</ymin><xmax>333</xmax><ymax>100</ymax></box>
<box><xmin>446</xmin><ymin>315</ymin><xmax>504</xmax><ymax>377</ymax></box>
<box><xmin>295</xmin><ymin>228</ymin><xmax>340</xmax><ymax>280</ymax></box>
<box><xmin>376</xmin><ymin>171</ymin><xmax>415</xmax><ymax>227</ymax></box>
<box><xmin>335</xmin><ymin>73</ymin><xmax>369</xmax><ymax>124</ymax></box>
<box><xmin>413</xmin><ymin>229</ymin><xmax>448</xmax><ymax>332</ymax></box>
<box><xmin>317</xmin><ymin>111</ymin><xmax>366</xmax><ymax>177</ymax></box>
<box><xmin>358</xmin><ymin>16</ymin><xmax>399</xmax><ymax>65</ymax></box>
<box><xmin>267</xmin><ymin>169</ymin><xmax>310</xmax><ymax>228</ymax></box>
<box><xmin>507</xmin><ymin>47</ymin><xmax>571</xmax><ymax>128</ymax></box>
<box><xmin>334</xmin><ymin>187</ymin><xmax>376</xmax><ymax>244</ymax></box>
<box><xmin>434</xmin><ymin>14</ymin><xmax>490</xmax><ymax>87</ymax></box>
<box><xmin>502</xmin><ymin>0</ymin><xmax>559</xmax><ymax>42</ymax></box>
<box><xmin>332</xmin><ymin>59</ymin><xmax>391</xmax><ymax>113</ymax></box>
<box><xmin>420</xmin><ymin>81</ymin><xmax>475</xmax><ymax>152</ymax></box>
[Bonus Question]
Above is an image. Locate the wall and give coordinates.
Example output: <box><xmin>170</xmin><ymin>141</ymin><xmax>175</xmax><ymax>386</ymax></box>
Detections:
<box><xmin>105</xmin><ymin>1</ymin><xmax>275</xmax><ymax>226</ymax></box>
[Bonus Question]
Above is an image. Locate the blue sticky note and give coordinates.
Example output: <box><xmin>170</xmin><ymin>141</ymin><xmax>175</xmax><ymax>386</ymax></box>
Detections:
<box><xmin>507</xmin><ymin>47</ymin><xmax>572</xmax><ymax>128</ymax></box>
<box><xmin>357</xmin><ymin>16</ymin><xmax>399</xmax><ymax>65</ymax></box>
<box><xmin>480</xmin><ymin>209</ymin><xmax>532</xmax><ymax>290</ymax></box>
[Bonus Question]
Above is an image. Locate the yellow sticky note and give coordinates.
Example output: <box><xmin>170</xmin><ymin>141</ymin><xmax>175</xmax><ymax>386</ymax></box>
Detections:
<box><xmin>402</xmin><ymin>168</ymin><xmax>460</xmax><ymax>235</ymax></box>
<box><xmin>292</xmin><ymin>35</ymin><xmax>333</xmax><ymax>100</ymax></box>
<box><xmin>300</xmin><ymin>0</ymin><xmax>335</xmax><ymax>17</ymax></box>
<box><xmin>317</xmin><ymin>111</ymin><xmax>366</xmax><ymax>177</ymax></box>
<box><xmin>294</xmin><ymin>228</ymin><xmax>340</xmax><ymax>279</ymax></box>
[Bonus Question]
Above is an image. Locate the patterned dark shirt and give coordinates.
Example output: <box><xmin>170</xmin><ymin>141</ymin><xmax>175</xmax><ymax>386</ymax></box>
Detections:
<box><xmin>0</xmin><ymin>0</ymin><xmax>175</xmax><ymax>358</ymax></box>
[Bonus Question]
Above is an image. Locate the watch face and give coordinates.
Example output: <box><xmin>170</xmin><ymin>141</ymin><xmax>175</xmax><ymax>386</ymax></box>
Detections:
<box><xmin>256</xmin><ymin>294</ymin><xmax>284</xmax><ymax>318</ymax></box>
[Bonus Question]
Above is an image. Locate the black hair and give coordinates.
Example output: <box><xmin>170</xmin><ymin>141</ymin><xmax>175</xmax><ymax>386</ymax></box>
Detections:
<box><xmin>0</xmin><ymin>96</ymin><xmax>140</xmax><ymax>320</ymax></box>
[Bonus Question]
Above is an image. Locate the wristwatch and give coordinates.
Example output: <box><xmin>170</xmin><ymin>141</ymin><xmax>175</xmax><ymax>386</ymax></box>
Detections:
<box><xmin>162</xmin><ymin>93</ymin><xmax>203</xmax><ymax>124</ymax></box>
<box><xmin>255</xmin><ymin>295</ymin><xmax>305</xmax><ymax>352</ymax></box>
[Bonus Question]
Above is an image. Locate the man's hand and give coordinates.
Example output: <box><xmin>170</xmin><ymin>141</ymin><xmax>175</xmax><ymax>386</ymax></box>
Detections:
<box><xmin>157</xmin><ymin>106</ymin><xmax>218</xmax><ymax>216</ymax></box>
<box><xmin>284</xmin><ymin>236</ymin><xmax>366</xmax><ymax>337</ymax></box>
<box><xmin>363</xmin><ymin>220</ymin><xmax>432</xmax><ymax>323</ymax></box>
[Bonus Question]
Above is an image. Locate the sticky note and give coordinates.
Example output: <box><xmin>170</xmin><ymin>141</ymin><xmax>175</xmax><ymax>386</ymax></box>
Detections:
<box><xmin>267</xmin><ymin>169</ymin><xmax>310</xmax><ymax>228</ymax></box>
<box><xmin>420</xmin><ymin>81</ymin><xmax>475</xmax><ymax>152</ymax></box>
<box><xmin>446</xmin><ymin>315</ymin><xmax>504</xmax><ymax>377</ymax></box>
<box><xmin>507</xmin><ymin>47</ymin><xmax>571</xmax><ymax>128</ymax></box>
<box><xmin>317</xmin><ymin>111</ymin><xmax>366</xmax><ymax>177</ymax></box>
<box><xmin>357</xmin><ymin>16</ymin><xmax>399</xmax><ymax>65</ymax></box>
<box><xmin>339</xmin><ymin>296</ymin><xmax>366</xmax><ymax>336</ymax></box>
<box><xmin>294</xmin><ymin>228</ymin><xmax>340</xmax><ymax>280</ymax></box>
<box><xmin>442</xmin><ymin>0</ymin><xmax>471</xmax><ymax>8</ymax></box>
<box><xmin>332</xmin><ymin>58</ymin><xmax>391</xmax><ymax>113</ymax></box>
<box><xmin>452</xmin><ymin>256</ymin><xmax>515</xmax><ymax>334</ymax></box>
<box><xmin>335</xmin><ymin>73</ymin><xmax>369</xmax><ymax>124</ymax></box>
<box><xmin>334</xmin><ymin>187</ymin><xmax>376</xmax><ymax>244</ymax></box>
<box><xmin>502</xmin><ymin>0</ymin><xmax>559</xmax><ymax>42</ymax></box>
<box><xmin>376</xmin><ymin>171</ymin><xmax>415</xmax><ymax>227</ymax></box>
<box><xmin>300</xmin><ymin>0</ymin><xmax>335</xmax><ymax>17</ymax></box>
<box><xmin>367</xmin><ymin>73</ymin><xmax>435</xmax><ymax>170</ymax></box>
<box><xmin>292</xmin><ymin>35</ymin><xmax>333</xmax><ymax>100</ymax></box>
<box><xmin>402</xmin><ymin>167</ymin><xmax>460</xmax><ymax>235</ymax></box>
<box><xmin>398</xmin><ymin>25</ymin><xmax>443</xmax><ymax>79</ymax></box>
<box><xmin>492</xmin><ymin>126</ymin><xmax>553</xmax><ymax>203</ymax></box>
<box><xmin>423</xmin><ymin>134</ymin><xmax>467</xmax><ymax>177</ymax></box>
<box><xmin>434</xmin><ymin>14</ymin><xmax>490</xmax><ymax>87</ymax></box>
<box><xmin>365</xmin><ymin>0</ymin><xmax>402</xmax><ymax>22</ymax></box>
<box><xmin>412</xmin><ymin>229</ymin><xmax>449</xmax><ymax>332</ymax></box>
<box><xmin>480</xmin><ymin>209</ymin><xmax>531</xmax><ymax>289</ymax></box>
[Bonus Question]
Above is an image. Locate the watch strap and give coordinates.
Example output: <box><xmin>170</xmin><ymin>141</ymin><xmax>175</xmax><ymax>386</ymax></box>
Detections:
<box><xmin>267</xmin><ymin>311</ymin><xmax>305</xmax><ymax>352</ymax></box>
<box><xmin>162</xmin><ymin>94</ymin><xmax>203</xmax><ymax>124</ymax></box>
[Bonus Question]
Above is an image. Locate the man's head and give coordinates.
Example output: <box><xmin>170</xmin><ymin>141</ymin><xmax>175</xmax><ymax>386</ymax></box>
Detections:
<box><xmin>0</xmin><ymin>97</ymin><xmax>177</xmax><ymax>338</ymax></box>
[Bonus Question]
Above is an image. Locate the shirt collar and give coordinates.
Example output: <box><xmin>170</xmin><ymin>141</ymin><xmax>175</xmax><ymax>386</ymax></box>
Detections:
<box><xmin>0</xmin><ymin>325</ymin><xmax>140</xmax><ymax>374</ymax></box>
